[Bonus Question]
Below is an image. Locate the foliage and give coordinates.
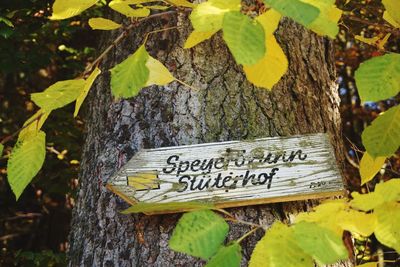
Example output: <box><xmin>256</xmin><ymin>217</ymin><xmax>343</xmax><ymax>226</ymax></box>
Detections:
<box><xmin>1</xmin><ymin>0</ymin><xmax>400</xmax><ymax>266</ymax></box>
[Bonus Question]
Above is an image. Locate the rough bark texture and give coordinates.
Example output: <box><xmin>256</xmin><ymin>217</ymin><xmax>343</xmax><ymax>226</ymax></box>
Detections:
<box><xmin>68</xmin><ymin>12</ymin><xmax>349</xmax><ymax>267</ymax></box>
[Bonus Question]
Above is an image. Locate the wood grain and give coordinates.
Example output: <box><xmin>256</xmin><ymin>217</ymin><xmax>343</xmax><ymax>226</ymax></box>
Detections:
<box><xmin>108</xmin><ymin>133</ymin><xmax>344</xmax><ymax>212</ymax></box>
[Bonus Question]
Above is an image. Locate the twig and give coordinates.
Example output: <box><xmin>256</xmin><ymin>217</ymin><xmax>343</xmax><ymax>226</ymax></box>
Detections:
<box><xmin>0</xmin><ymin>112</ymin><xmax>43</xmax><ymax>145</ymax></box>
<box><xmin>82</xmin><ymin>10</ymin><xmax>181</xmax><ymax>77</ymax></box>
<box><xmin>345</xmin><ymin>15</ymin><xmax>400</xmax><ymax>35</ymax></box>
<box><xmin>236</xmin><ymin>227</ymin><xmax>260</xmax><ymax>244</ymax></box>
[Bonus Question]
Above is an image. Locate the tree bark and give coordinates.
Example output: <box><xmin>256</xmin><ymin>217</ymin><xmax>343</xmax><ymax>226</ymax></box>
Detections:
<box><xmin>68</xmin><ymin>12</ymin><xmax>349</xmax><ymax>267</ymax></box>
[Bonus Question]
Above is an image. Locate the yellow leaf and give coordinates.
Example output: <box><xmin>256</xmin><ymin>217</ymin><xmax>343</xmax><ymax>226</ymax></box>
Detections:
<box><xmin>383</xmin><ymin>11</ymin><xmax>400</xmax><ymax>28</ymax></box>
<box><xmin>336</xmin><ymin>210</ymin><xmax>377</xmax><ymax>236</ymax></box>
<box><xmin>355</xmin><ymin>34</ymin><xmax>391</xmax><ymax>50</ymax></box>
<box><xmin>295</xmin><ymin>199</ymin><xmax>347</xmax><ymax>235</ymax></box>
<box><xmin>74</xmin><ymin>67</ymin><xmax>101</xmax><ymax>117</ymax></box>
<box><xmin>145</xmin><ymin>56</ymin><xmax>175</xmax><ymax>86</ymax></box>
<box><xmin>167</xmin><ymin>0</ymin><xmax>196</xmax><ymax>8</ymax></box>
<box><xmin>249</xmin><ymin>222</ymin><xmax>313</xmax><ymax>267</ymax></box>
<box><xmin>184</xmin><ymin>30</ymin><xmax>217</xmax><ymax>49</ymax></box>
<box><xmin>350</xmin><ymin>179</ymin><xmax>400</xmax><ymax>211</ymax></box>
<box><xmin>359</xmin><ymin>152</ymin><xmax>386</xmax><ymax>185</ymax></box>
<box><xmin>350</xmin><ymin>192</ymin><xmax>384</xmax><ymax>211</ymax></box>
<box><xmin>374</xmin><ymin>201</ymin><xmax>400</xmax><ymax>253</ymax></box>
<box><xmin>50</xmin><ymin>0</ymin><xmax>98</xmax><ymax>20</ymax></box>
<box><xmin>243</xmin><ymin>10</ymin><xmax>288</xmax><ymax>90</ymax></box>
<box><xmin>19</xmin><ymin>110</ymin><xmax>50</xmax><ymax>141</ymax></box>
<box><xmin>109</xmin><ymin>0</ymin><xmax>150</xmax><ymax>17</ymax></box>
<box><xmin>88</xmin><ymin>18</ymin><xmax>121</xmax><ymax>30</ymax></box>
<box><xmin>355</xmin><ymin>35</ymin><xmax>380</xmax><ymax>46</ymax></box>
<box><xmin>356</xmin><ymin>263</ymin><xmax>378</xmax><ymax>267</ymax></box>
<box><xmin>382</xmin><ymin>0</ymin><xmax>400</xmax><ymax>27</ymax></box>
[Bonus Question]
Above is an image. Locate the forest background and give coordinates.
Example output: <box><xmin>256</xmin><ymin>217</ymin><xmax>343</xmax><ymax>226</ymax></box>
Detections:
<box><xmin>0</xmin><ymin>0</ymin><xmax>399</xmax><ymax>266</ymax></box>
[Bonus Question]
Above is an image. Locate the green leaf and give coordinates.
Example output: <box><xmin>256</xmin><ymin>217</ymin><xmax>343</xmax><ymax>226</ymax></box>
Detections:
<box><xmin>109</xmin><ymin>0</ymin><xmax>150</xmax><ymax>17</ymax></box>
<box><xmin>18</xmin><ymin>110</ymin><xmax>50</xmax><ymax>141</ymax></box>
<box><xmin>205</xmin><ymin>243</ymin><xmax>242</xmax><ymax>267</ymax></box>
<box><xmin>222</xmin><ymin>11</ymin><xmax>265</xmax><ymax>65</ymax></box>
<box><xmin>0</xmin><ymin>143</ymin><xmax>4</xmax><ymax>156</ymax></box>
<box><xmin>355</xmin><ymin>54</ymin><xmax>400</xmax><ymax>102</ymax></box>
<box><xmin>88</xmin><ymin>18</ymin><xmax>121</xmax><ymax>30</ymax></box>
<box><xmin>362</xmin><ymin>105</ymin><xmax>400</xmax><ymax>158</ymax></box>
<box><xmin>7</xmin><ymin>131</ymin><xmax>46</xmax><ymax>200</ymax></box>
<box><xmin>0</xmin><ymin>16</ymin><xmax>14</xmax><ymax>27</ymax></box>
<box><xmin>350</xmin><ymin>179</ymin><xmax>400</xmax><ymax>211</ymax></box>
<box><xmin>121</xmin><ymin>201</ymin><xmax>214</xmax><ymax>214</ymax></box>
<box><xmin>167</xmin><ymin>0</ymin><xmax>196</xmax><ymax>8</ymax></box>
<box><xmin>110</xmin><ymin>45</ymin><xmax>149</xmax><ymax>98</ymax></box>
<box><xmin>293</xmin><ymin>221</ymin><xmax>348</xmax><ymax>265</ymax></box>
<box><xmin>301</xmin><ymin>0</ymin><xmax>342</xmax><ymax>38</ymax></box>
<box><xmin>50</xmin><ymin>0</ymin><xmax>99</xmax><ymax>20</ymax></box>
<box><xmin>31</xmin><ymin>79</ymin><xmax>86</xmax><ymax>112</ymax></box>
<box><xmin>374</xmin><ymin>201</ymin><xmax>400</xmax><ymax>253</ymax></box>
<box><xmin>189</xmin><ymin>0</ymin><xmax>241</xmax><ymax>32</ymax></box>
<box><xmin>169</xmin><ymin>210</ymin><xmax>229</xmax><ymax>259</ymax></box>
<box><xmin>263</xmin><ymin>0</ymin><xmax>320</xmax><ymax>27</ymax></box>
<box><xmin>249</xmin><ymin>221</ymin><xmax>313</xmax><ymax>267</ymax></box>
<box><xmin>74</xmin><ymin>67</ymin><xmax>101</xmax><ymax>117</ymax></box>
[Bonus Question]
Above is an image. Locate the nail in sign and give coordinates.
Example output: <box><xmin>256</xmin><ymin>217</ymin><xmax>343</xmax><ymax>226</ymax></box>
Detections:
<box><xmin>107</xmin><ymin>133</ymin><xmax>344</xmax><ymax>213</ymax></box>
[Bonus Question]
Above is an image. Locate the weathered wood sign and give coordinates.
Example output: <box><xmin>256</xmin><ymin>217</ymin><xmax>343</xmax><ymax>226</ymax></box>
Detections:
<box><xmin>107</xmin><ymin>133</ymin><xmax>344</xmax><ymax>212</ymax></box>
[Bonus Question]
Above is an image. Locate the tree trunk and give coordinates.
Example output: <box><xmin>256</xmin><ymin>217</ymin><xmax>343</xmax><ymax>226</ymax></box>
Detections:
<box><xmin>68</xmin><ymin>12</ymin><xmax>349</xmax><ymax>267</ymax></box>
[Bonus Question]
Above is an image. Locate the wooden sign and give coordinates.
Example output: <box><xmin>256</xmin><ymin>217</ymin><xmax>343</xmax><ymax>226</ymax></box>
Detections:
<box><xmin>107</xmin><ymin>133</ymin><xmax>344</xmax><ymax>212</ymax></box>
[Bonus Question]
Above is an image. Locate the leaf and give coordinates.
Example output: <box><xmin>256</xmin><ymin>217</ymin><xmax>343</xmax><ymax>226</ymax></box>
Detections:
<box><xmin>355</xmin><ymin>53</ymin><xmax>400</xmax><ymax>103</ymax></box>
<box><xmin>350</xmin><ymin>179</ymin><xmax>400</xmax><ymax>211</ymax></box>
<box><xmin>355</xmin><ymin>34</ymin><xmax>391</xmax><ymax>50</ymax></box>
<box><xmin>301</xmin><ymin>0</ymin><xmax>342</xmax><ymax>38</ymax></box>
<box><xmin>374</xmin><ymin>201</ymin><xmax>400</xmax><ymax>253</ymax></box>
<box><xmin>356</xmin><ymin>263</ymin><xmax>378</xmax><ymax>267</ymax></box>
<box><xmin>109</xmin><ymin>0</ymin><xmax>150</xmax><ymax>17</ymax></box>
<box><xmin>167</xmin><ymin>0</ymin><xmax>196</xmax><ymax>8</ymax></box>
<box><xmin>382</xmin><ymin>0</ymin><xmax>400</xmax><ymax>27</ymax></box>
<box><xmin>295</xmin><ymin>199</ymin><xmax>347</xmax><ymax>235</ymax></box>
<box><xmin>222</xmin><ymin>11</ymin><xmax>265</xmax><ymax>65</ymax></box>
<box><xmin>7</xmin><ymin>131</ymin><xmax>46</xmax><ymax>200</ymax></box>
<box><xmin>50</xmin><ymin>0</ymin><xmax>98</xmax><ymax>20</ymax></box>
<box><xmin>336</xmin><ymin>210</ymin><xmax>377</xmax><ymax>236</ymax></box>
<box><xmin>121</xmin><ymin>201</ymin><xmax>214</xmax><ymax>214</ymax></box>
<box><xmin>31</xmin><ymin>79</ymin><xmax>86</xmax><ymax>112</ymax></box>
<box><xmin>18</xmin><ymin>110</ymin><xmax>50</xmax><ymax>141</ymax></box>
<box><xmin>145</xmin><ymin>56</ymin><xmax>175</xmax><ymax>86</ymax></box>
<box><xmin>383</xmin><ymin>11</ymin><xmax>400</xmax><ymax>28</ymax></box>
<box><xmin>205</xmin><ymin>243</ymin><xmax>242</xmax><ymax>267</ymax></box>
<box><xmin>0</xmin><ymin>16</ymin><xmax>14</xmax><ymax>27</ymax></box>
<box><xmin>359</xmin><ymin>152</ymin><xmax>386</xmax><ymax>185</ymax></box>
<box><xmin>0</xmin><ymin>144</ymin><xmax>4</xmax><ymax>156</ymax></box>
<box><xmin>263</xmin><ymin>0</ymin><xmax>320</xmax><ymax>27</ymax></box>
<box><xmin>184</xmin><ymin>30</ymin><xmax>217</xmax><ymax>49</ymax></box>
<box><xmin>249</xmin><ymin>221</ymin><xmax>313</xmax><ymax>267</ymax></box>
<box><xmin>88</xmin><ymin>18</ymin><xmax>121</xmax><ymax>30</ymax></box>
<box><xmin>362</xmin><ymin>105</ymin><xmax>400</xmax><ymax>158</ymax></box>
<box><xmin>74</xmin><ymin>67</ymin><xmax>101</xmax><ymax>117</ymax></box>
<box><xmin>169</xmin><ymin>210</ymin><xmax>229</xmax><ymax>259</ymax></box>
<box><xmin>189</xmin><ymin>0</ymin><xmax>241</xmax><ymax>32</ymax></box>
<box><xmin>110</xmin><ymin>45</ymin><xmax>149</xmax><ymax>98</ymax></box>
<box><xmin>243</xmin><ymin>9</ymin><xmax>288</xmax><ymax>89</ymax></box>
<box><xmin>293</xmin><ymin>221</ymin><xmax>348</xmax><ymax>265</ymax></box>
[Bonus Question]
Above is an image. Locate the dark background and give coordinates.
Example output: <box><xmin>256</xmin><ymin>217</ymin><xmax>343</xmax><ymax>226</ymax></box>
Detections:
<box><xmin>0</xmin><ymin>0</ymin><xmax>399</xmax><ymax>266</ymax></box>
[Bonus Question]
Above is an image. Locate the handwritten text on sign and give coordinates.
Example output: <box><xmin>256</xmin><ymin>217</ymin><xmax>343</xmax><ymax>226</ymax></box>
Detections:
<box><xmin>108</xmin><ymin>133</ymin><xmax>344</xmax><ymax>209</ymax></box>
